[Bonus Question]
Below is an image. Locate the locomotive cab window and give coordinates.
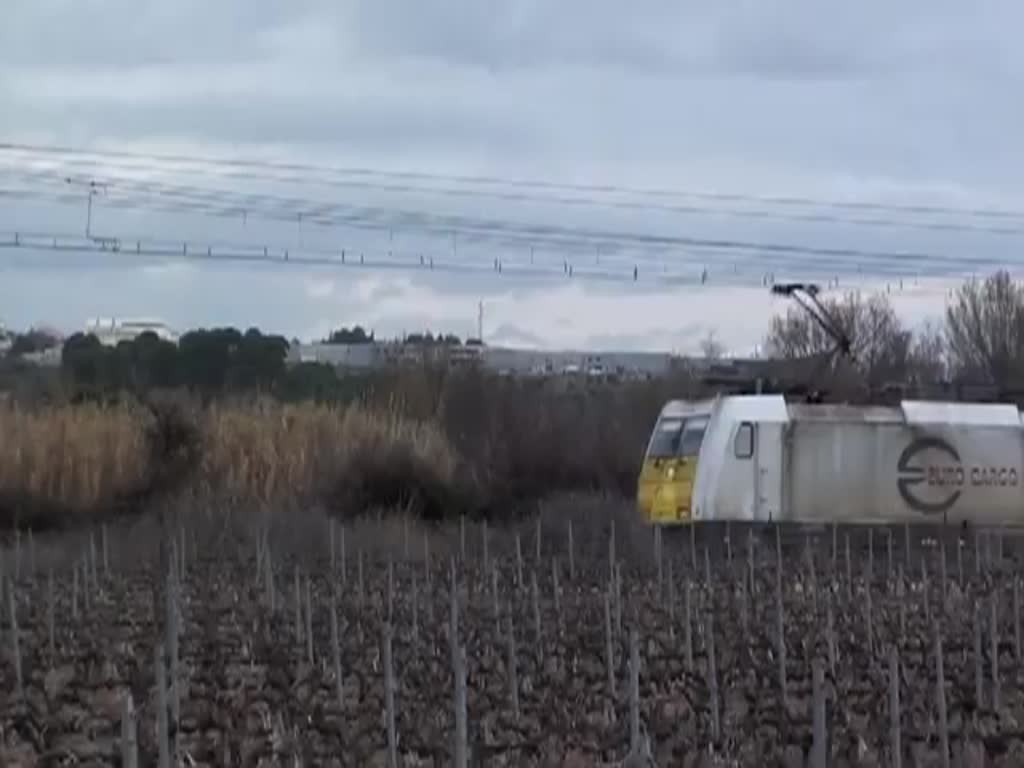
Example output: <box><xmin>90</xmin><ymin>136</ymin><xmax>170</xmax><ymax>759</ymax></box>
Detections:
<box><xmin>647</xmin><ymin>417</ymin><xmax>684</xmax><ymax>458</ymax></box>
<box><xmin>734</xmin><ymin>422</ymin><xmax>754</xmax><ymax>459</ymax></box>
<box><xmin>678</xmin><ymin>415</ymin><xmax>709</xmax><ymax>457</ymax></box>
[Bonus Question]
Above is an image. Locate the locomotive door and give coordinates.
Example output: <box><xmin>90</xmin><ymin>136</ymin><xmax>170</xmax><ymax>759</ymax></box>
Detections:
<box><xmin>755</xmin><ymin>422</ymin><xmax>784</xmax><ymax>521</ymax></box>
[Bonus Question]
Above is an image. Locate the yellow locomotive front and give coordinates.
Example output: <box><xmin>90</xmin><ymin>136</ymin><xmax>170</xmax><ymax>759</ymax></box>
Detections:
<box><xmin>636</xmin><ymin>401</ymin><xmax>711</xmax><ymax>525</ymax></box>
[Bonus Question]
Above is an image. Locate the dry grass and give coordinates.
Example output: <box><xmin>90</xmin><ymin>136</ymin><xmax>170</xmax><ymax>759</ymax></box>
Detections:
<box><xmin>0</xmin><ymin>401</ymin><xmax>151</xmax><ymax>511</ymax></box>
<box><xmin>0</xmin><ymin>368</ymin><xmax>696</xmax><ymax>528</ymax></box>
<box><xmin>199</xmin><ymin>399</ymin><xmax>459</xmax><ymax>508</ymax></box>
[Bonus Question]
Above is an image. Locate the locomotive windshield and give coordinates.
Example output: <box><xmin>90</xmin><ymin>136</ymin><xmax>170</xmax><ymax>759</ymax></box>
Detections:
<box><xmin>678</xmin><ymin>415</ymin><xmax>709</xmax><ymax>457</ymax></box>
<box><xmin>647</xmin><ymin>414</ymin><xmax>709</xmax><ymax>458</ymax></box>
<box><xmin>647</xmin><ymin>417</ymin><xmax>684</xmax><ymax>457</ymax></box>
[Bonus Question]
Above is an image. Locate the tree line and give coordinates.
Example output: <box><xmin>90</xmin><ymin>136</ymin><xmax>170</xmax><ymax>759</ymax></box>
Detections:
<box><xmin>3</xmin><ymin>270</ymin><xmax>1024</xmax><ymax>403</ymax></box>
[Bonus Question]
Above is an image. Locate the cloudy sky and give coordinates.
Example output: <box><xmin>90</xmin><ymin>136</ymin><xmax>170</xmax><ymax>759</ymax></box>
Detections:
<box><xmin>2</xmin><ymin>1</ymin><xmax>1023</xmax><ymax>353</ymax></box>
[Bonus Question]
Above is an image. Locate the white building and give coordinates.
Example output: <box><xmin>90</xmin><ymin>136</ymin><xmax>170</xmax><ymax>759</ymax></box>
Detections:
<box><xmin>85</xmin><ymin>318</ymin><xmax>180</xmax><ymax>346</ymax></box>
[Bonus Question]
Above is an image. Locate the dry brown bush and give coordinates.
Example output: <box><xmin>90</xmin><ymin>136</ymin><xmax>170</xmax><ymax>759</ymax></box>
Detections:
<box><xmin>0</xmin><ymin>368</ymin><xmax>698</xmax><ymax>528</ymax></box>
<box><xmin>0</xmin><ymin>401</ymin><xmax>151</xmax><ymax>512</ymax></box>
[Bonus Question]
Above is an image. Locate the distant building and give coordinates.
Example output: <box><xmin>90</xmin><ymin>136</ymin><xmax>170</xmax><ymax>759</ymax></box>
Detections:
<box><xmin>85</xmin><ymin>318</ymin><xmax>180</xmax><ymax>346</ymax></box>
<box><xmin>288</xmin><ymin>342</ymin><xmax>381</xmax><ymax>370</ymax></box>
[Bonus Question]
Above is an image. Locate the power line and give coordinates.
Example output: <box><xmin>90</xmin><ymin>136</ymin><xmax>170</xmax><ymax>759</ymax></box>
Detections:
<box><xmin>1</xmin><ymin>170</ymin><xmax>1015</xmax><ymax>277</ymax></box>
<box><xmin>3</xmin><ymin>140</ymin><xmax>1023</xmax><ymax>225</ymax></box>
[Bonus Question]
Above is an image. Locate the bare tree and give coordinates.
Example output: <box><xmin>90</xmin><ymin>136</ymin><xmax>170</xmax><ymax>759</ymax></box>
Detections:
<box><xmin>699</xmin><ymin>331</ymin><xmax>725</xmax><ymax>361</ymax></box>
<box><xmin>906</xmin><ymin>320</ymin><xmax>947</xmax><ymax>387</ymax></box>
<box><xmin>945</xmin><ymin>270</ymin><xmax>1024</xmax><ymax>387</ymax></box>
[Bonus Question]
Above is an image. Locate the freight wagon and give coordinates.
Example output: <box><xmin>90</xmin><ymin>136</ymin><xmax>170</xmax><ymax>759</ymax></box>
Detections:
<box><xmin>637</xmin><ymin>394</ymin><xmax>1024</xmax><ymax>526</ymax></box>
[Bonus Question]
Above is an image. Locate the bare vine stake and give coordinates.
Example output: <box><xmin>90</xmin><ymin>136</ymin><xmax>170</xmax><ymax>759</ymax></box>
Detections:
<box><xmin>747</xmin><ymin>529</ymin><xmax>755</xmax><ymax>597</ymax></box>
<box><xmin>423</xmin><ymin>533</ymin><xmax>431</xmax><ymax>590</ymax></box>
<box><xmin>844</xmin><ymin>534</ymin><xmax>852</xmax><ymax>602</ymax></box>
<box><xmin>482</xmin><ymin>521</ymin><xmax>489</xmax><ymax>574</ymax></box>
<box><xmin>341</xmin><ymin>525</ymin><xmax>347</xmax><ymax>583</ymax></box>
<box><xmin>294</xmin><ymin>566</ymin><xmax>303</xmax><ymax>646</ymax></box>
<box><xmin>90</xmin><ymin>530</ymin><xmax>99</xmax><ymax>589</ymax></box>
<box><xmin>825</xmin><ymin>591</ymin><xmax>836</xmax><ymax>678</ymax></box>
<box><xmin>305</xmin><ymin>574</ymin><xmax>314</xmax><ymax>666</ymax></box>
<box><xmin>684</xmin><ymin>580</ymin><xmax>694</xmax><ymax>671</ymax></box>
<box><xmin>707</xmin><ymin>611</ymin><xmax>720</xmax><ymax>743</ymax></box>
<box><xmin>974</xmin><ymin>531</ymin><xmax>981</xmax><ymax>577</ymax></box>
<box><xmin>655</xmin><ymin>526</ymin><xmax>663</xmax><ymax>597</ymax></box>
<box><xmin>387</xmin><ymin>558</ymin><xmax>395</xmax><ymax>624</ymax></box>
<box><xmin>991</xmin><ymin>593</ymin><xmax>1001</xmax><ymax>711</ymax></box>
<box><xmin>868</xmin><ymin>527</ymin><xmax>874</xmax><ymax>586</ymax></box>
<box><xmin>491</xmin><ymin>561</ymin><xmax>500</xmax><ymax>632</ymax></box>
<box><xmin>507</xmin><ymin>610</ymin><xmax>520</xmax><ymax>720</ymax></box>
<box><xmin>449</xmin><ymin>558</ymin><xmax>459</xmax><ymax>643</ymax></box>
<box><xmin>904</xmin><ymin>523</ymin><xmax>911</xmax><ymax>570</ymax></box>
<box><xmin>46</xmin><ymin>570</ymin><xmax>55</xmax><ymax>662</ymax></box>
<box><xmin>28</xmin><ymin>529</ymin><xmax>35</xmax><ymax>581</ymax></box>
<box><xmin>690</xmin><ymin>523</ymin><xmax>697</xmax><ymax>574</ymax></box>
<box><xmin>329</xmin><ymin>518</ymin><xmax>336</xmax><ymax>572</ymax></box>
<box><xmin>831</xmin><ymin>522</ymin><xmax>837</xmax><ymax>572</ymax></box>
<box><xmin>604</xmin><ymin>592</ymin><xmax>617</xmax><ymax>700</ymax></box>
<box><xmin>805</xmin><ymin>540</ymin><xmax>818</xmax><ymax>615</ymax></box>
<box><xmin>403</xmin><ymin>516</ymin><xmax>409</xmax><ymax>561</ymax></box>
<box><xmin>515</xmin><ymin>534</ymin><xmax>524</xmax><ymax>590</ymax></box>
<box><xmin>382</xmin><ymin>623</ymin><xmax>398</xmax><ymax>768</ymax></box>
<box><xmin>739</xmin><ymin>570</ymin><xmax>748</xmax><ymax>634</ymax></box>
<box><xmin>865</xmin><ymin>565</ymin><xmax>875</xmax><ymax>659</ymax></box>
<box><xmin>156</xmin><ymin>642</ymin><xmax>170</xmax><ymax>768</ymax></box>
<box><xmin>82</xmin><ymin>557</ymin><xmax>91</xmax><ymax>614</ymax></box>
<box><xmin>166</xmin><ymin>551</ymin><xmax>181</xmax><ymax>761</ymax></box>
<box><xmin>568</xmin><ymin>522</ymin><xmax>575</xmax><ymax>581</ymax></box>
<box><xmin>629</xmin><ymin>628</ymin><xmax>641</xmax><ymax>754</ymax></box>
<box><xmin>775</xmin><ymin>553</ymin><xmax>788</xmax><ymax>704</ymax></box>
<box><xmin>887</xmin><ymin>529</ymin><xmax>894</xmax><ymax>584</ymax></box>
<box><xmin>552</xmin><ymin>558</ymin><xmax>564</xmax><ymax>639</ymax></box>
<box><xmin>357</xmin><ymin>551</ymin><xmax>365</xmax><ymax>608</ymax></box>
<box><xmin>725</xmin><ymin>521</ymin><xmax>732</xmax><ymax>566</ymax></box>
<box><xmin>531</xmin><ymin>570</ymin><xmax>542</xmax><ymax>645</ymax></box>
<box><xmin>934</xmin><ymin>624</ymin><xmax>950</xmax><ymax>768</ymax></box>
<box><xmin>811</xmin><ymin>660</ymin><xmax>826</xmax><ymax>768</ymax></box>
<box><xmin>330</xmin><ymin>584</ymin><xmax>343</xmax><ymax>710</ymax></box>
<box><xmin>614</xmin><ymin>562</ymin><xmax>623</xmax><ymax>640</ymax></box>
<box><xmin>922</xmin><ymin>558</ymin><xmax>931</xmax><ymax>625</ymax></box>
<box><xmin>9</xmin><ymin>584</ymin><xmax>22</xmax><ymax>699</ymax></box>
<box><xmin>71</xmin><ymin>564</ymin><xmax>79</xmax><ymax>620</ymax></box>
<box><xmin>460</xmin><ymin>515</ymin><xmax>466</xmax><ymax>562</ymax></box>
<box><xmin>1015</xmin><ymin>577</ymin><xmax>1022</xmax><ymax>663</ymax></box>
<box><xmin>13</xmin><ymin>528</ymin><xmax>20</xmax><ymax>579</ymax></box>
<box><xmin>264</xmin><ymin>546</ymin><xmax>275</xmax><ymax>613</ymax></box>
<box><xmin>939</xmin><ymin>537</ymin><xmax>948</xmax><ymax>609</ymax></box>
<box><xmin>609</xmin><ymin>521</ymin><xmax>616</xmax><ymax>582</ymax></box>
<box><xmin>973</xmin><ymin>601</ymin><xmax>984</xmax><ymax>708</ymax></box>
<box><xmin>453</xmin><ymin>642</ymin><xmax>468</xmax><ymax>768</ymax></box>
<box><xmin>411</xmin><ymin>571</ymin><xmax>419</xmax><ymax>644</ymax></box>
<box><xmin>536</xmin><ymin>517</ymin><xmax>542</xmax><ymax>562</ymax></box>
<box><xmin>668</xmin><ymin>559</ymin><xmax>677</xmax><ymax>644</ymax></box>
<box><xmin>957</xmin><ymin>535</ymin><xmax>964</xmax><ymax>587</ymax></box>
<box><xmin>889</xmin><ymin>645</ymin><xmax>902</xmax><ymax>768</ymax></box>
<box><xmin>703</xmin><ymin>545</ymin><xmax>712</xmax><ymax>593</ymax></box>
<box><xmin>897</xmin><ymin>567</ymin><xmax>906</xmax><ymax>640</ymax></box>
<box><xmin>121</xmin><ymin>692</ymin><xmax>138</xmax><ymax>768</ymax></box>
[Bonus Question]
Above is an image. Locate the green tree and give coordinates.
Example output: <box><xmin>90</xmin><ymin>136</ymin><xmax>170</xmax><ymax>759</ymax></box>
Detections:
<box><xmin>327</xmin><ymin>326</ymin><xmax>374</xmax><ymax>344</ymax></box>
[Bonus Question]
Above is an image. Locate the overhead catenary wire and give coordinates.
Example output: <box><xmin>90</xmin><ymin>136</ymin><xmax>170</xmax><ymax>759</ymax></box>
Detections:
<box><xmin>4</xmin><ymin>140</ymin><xmax>1024</xmax><ymax>223</ymax></box>
<box><xmin>1</xmin><ymin>141</ymin><xmax>1021</xmax><ymax>287</ymax></box>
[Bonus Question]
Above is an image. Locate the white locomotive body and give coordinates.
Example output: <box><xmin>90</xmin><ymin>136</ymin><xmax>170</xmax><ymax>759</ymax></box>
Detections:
<box><xmin>685</xmin><ymin>395</ymin><xmax>1024</xmax><ymax>526</ymax></box>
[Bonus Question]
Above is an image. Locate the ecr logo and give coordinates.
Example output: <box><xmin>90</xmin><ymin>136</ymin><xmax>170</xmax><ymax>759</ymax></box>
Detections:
<box><xmin>896</xmin><ymin>437</ymin><xmax>963</xmax><ymax>514</ymax></box>
<box><xmin>897</xmin><ymin>436</ymin><xmax>1020</xmax><ymax>515</ymax></box>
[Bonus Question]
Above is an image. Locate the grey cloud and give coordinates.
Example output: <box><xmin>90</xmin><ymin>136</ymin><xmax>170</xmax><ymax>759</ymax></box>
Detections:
<box><xmin>2</xmin><ymin>0</ymin><xmax>1024</xmax><ymax>351</ymax></box>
